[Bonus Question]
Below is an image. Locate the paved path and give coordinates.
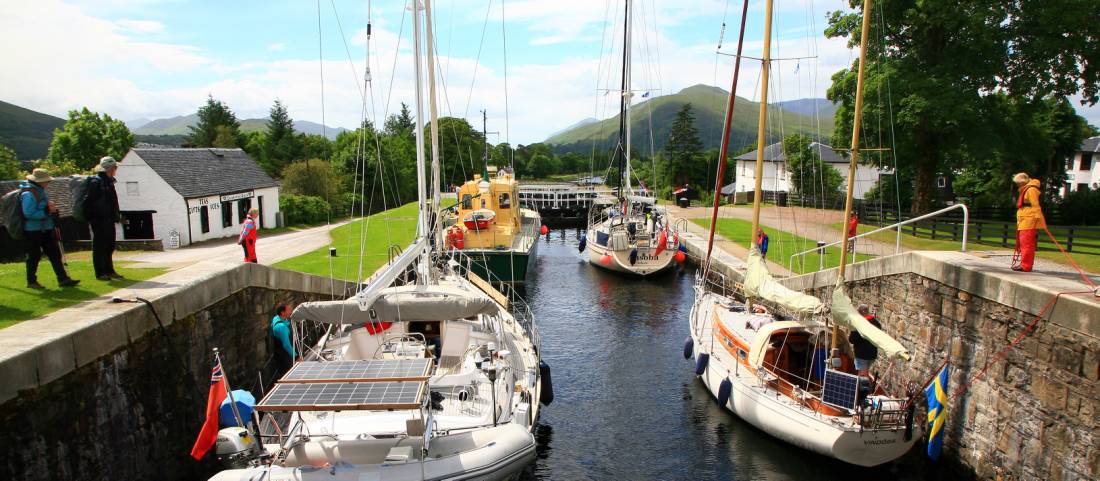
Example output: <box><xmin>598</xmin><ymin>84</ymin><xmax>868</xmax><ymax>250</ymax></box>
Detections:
<box><xmin>119</xmin><ymin>221</ymin><xmax>349</xmax><ymax>269</ymax></box>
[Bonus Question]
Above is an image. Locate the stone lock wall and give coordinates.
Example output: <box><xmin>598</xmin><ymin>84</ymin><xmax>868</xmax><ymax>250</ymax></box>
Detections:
<box><xmin>0</xmin><ymin>278</ymin><xmax>344</xmax><ymax>481</ymax></box>
<box><xmin>813</xmin><ymin>272</ymin><xmax>1100</xmax><ymax>480</ymax></box>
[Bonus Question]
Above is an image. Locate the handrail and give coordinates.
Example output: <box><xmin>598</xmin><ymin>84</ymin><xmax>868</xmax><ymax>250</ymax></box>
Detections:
<box><xmin>786</xmin><ymin>203</ymin><xmax>969</xmax><ymax>275</ymax></box>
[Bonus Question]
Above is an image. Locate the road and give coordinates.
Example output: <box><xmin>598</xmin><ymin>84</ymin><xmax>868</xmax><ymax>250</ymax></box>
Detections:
<box><xmin>119</xmin><ymin>221</ymin><xmax>349</xmax><ymax>269</ymax></box>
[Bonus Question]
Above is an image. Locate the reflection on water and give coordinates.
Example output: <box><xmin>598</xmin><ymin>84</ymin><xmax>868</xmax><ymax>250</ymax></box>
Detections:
<box><xmin>521</xmin><ymin>229</ymin><xmax>926</xmax><ymax>480</ymax></box>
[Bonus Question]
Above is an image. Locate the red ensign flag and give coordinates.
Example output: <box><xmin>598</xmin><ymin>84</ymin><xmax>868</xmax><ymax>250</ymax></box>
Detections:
<box><xmin>191</xmin><ymin>359</ymin><xmax>228</xmax><ymax>460</ymax></box>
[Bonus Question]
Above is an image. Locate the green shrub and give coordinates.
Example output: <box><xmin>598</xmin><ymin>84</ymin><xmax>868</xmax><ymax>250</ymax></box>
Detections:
<box><xmin>1056</xmin><ymin>188</ymin><xmax>1100</xmax><ymax>225</ymax></box>
<box><xmin>280</xmin><ymin>194</ymin><xmax>330</xmax><ymax>225</ymax></box>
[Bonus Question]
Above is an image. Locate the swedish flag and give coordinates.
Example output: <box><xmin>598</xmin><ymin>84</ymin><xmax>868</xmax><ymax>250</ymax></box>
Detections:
<box><xmin>925</xmin><ymin>363</ymin><xmax>950</xmax><ymax>460</ymax></box>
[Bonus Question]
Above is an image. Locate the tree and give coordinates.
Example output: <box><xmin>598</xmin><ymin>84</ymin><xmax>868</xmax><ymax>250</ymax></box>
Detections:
<box><xmin>188</xmin><ymin>95</ymin><xmax>241</xmax><ymax>148</ymax></box>
<box><xmin>46</xmin><ymin>108</ymin><xmax>134</xmax><ymax>170</ymax></box>
<box><xmin>0</xmin><ymin>144</ymin><xmax>22</xmax><ymax>180</ymax></box>
<box><xmin>429</xmin><ymin>117</ymin><xmax>485</xmax><ymax>187</ymax></box>
<box><xmin>281</xmin><ymin>159</ymin><xmax>342</xmax><ymax>208</ymax></box>
<box><xmin>663</xmin><ymin>103</ymin><xmax>705</xmax><ymax>187</ymax></box>
<box><xmin>784</xmin><ymin>134</ymin><xmax>843</xmax><ymax>200</ymax></box>
<box><xmin>32</xmin><ymin>157</ymin><xmax>86</xmax><ymax>177</ymax></box>
<box><xmin>261</xmin><ymin>99</ymin><xmax>300</xmax><ymax>175</ymax></box>
<box><xmin>826</xmin><ymin>0</ymin><xmax>1098</xmax><ymax>214</ymax></box>
<box><xmin>384</xmin><ymin>103</ymin><xmax>416</xmax><ymax>135</ymax></box>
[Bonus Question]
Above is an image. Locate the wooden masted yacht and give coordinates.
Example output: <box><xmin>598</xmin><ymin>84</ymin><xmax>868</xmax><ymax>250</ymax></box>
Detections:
<box><xmin>687</xmin><ymin>0</ymin><xmax>918</xmax><ymax>467</ymax></box>
<box><xmin>208</xmin><ymin>1</ymin><xmax>548</xmax><ymax>479</ymax></box>
<box><xmin>583</xmin><ymin>0</ymin><xmax>681</xmax><ymax>277</ymax></box>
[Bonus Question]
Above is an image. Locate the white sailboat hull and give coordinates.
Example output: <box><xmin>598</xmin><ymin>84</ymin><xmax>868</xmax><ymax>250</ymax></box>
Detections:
<box><xmin>585</xmin><ymin>227</ymin><xmax>677</xmax><ymax>276</ymax></box>
<box><xmin>689</xmin><ymin>294</ymin><xmax>917</xmax><ymax>467</ymax></box>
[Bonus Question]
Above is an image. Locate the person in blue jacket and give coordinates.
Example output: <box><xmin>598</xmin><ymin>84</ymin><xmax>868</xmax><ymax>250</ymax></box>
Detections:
<box><xmin>271</xmin><ymin>302</ymin><xmax>299</xmax><ymax>376</ymax></box>
<box><xmin>756</xmin><ymin>228</ymin><xmax>770</xmax><ymax>259</ymax></box>
<box><xmin>21</xmin><ymin>169</ymin><xmax>79</xmax><ymax>289</ymax></box>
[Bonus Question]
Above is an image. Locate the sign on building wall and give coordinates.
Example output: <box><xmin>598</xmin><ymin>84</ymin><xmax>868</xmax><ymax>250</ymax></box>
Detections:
<box><xmin>220</xmin><ymin>191</ymin><xmax>255</xmax><ymax>202</ymax></box>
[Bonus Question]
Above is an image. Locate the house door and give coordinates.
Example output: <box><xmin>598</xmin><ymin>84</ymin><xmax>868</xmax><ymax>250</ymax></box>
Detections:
<box><xmin>122</xmin><ymin>211</ymin><xmax>155</xmax><ymax>239</ymax></box>
<box><xmin>257</xmin><ymin>196</ymin><xmax>264</xmax><ymax>228</ymax></box>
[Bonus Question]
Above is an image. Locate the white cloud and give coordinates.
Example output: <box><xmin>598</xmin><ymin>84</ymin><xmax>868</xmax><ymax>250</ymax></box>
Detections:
<box><xmin>267</xmin><ymin>42</ymin><xmax>287</xmax><ymax>52</ymax></box>
<box><xmin>115</xmin><ymin>19</ymin><xmax>164</xmax><ymax>34</ymax></box>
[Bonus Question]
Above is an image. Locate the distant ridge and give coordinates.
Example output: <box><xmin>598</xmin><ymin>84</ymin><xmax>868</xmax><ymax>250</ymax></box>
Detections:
<box><xmin>0</xmin><ymin>100</ymin><xmax>65</xmax><ymax>160</ymax></box>
<box><xmin>775</xmin><ymin>98</ymin><xmax>838</xmax><ymax>120</ymax></box>
<box><xmin>544</xmin><ymin>85</ymin><xmax>835</xmax><ymax>155</ymax></box>
<box><xmin>136</xmin><ymin>114</ymin><xmax>348</xmax><ymax>139</ymax></box>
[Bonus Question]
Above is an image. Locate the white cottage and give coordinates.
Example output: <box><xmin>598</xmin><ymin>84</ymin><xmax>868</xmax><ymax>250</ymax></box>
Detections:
<box><xmin>116</xmin><ymin>148</ymin><xmax>280</xmax><ymax>247</ymax></box>
<box><xmin>732</xmin><ymin>141</ymin><xmax>883</xmax><ymax>200</ymax></box>
<box><xmin>1063</xmin><ymin>136</ymin><xmax>1099</xmax><ymax>196</ymax></box>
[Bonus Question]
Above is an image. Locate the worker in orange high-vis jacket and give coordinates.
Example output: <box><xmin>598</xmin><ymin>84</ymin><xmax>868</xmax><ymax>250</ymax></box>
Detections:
<box><xmin>1012</xmin><ymin>173</ymin><xmax>1045</xmax><ymax>272</ymax></box>
<box><xmin>238</xmin><ymin>207</ymin><xmax>259</xmax><ymax>263</ymax></box>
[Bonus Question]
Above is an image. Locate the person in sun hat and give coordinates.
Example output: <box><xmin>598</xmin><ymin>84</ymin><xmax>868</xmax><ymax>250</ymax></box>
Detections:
<box><xmin>21</xmin><ymin>168</ymin><xmax>79</xmax><ymax>289</ymax></box>
<box><xmin>84</xmin><ymin>156</ymin><xmax>123</xmax><ymax>280</ymax></box>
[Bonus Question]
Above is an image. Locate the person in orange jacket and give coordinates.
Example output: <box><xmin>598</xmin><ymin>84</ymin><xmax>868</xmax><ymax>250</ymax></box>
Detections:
<box><xmin>1012</xmin><ymin>173</ymin><xmax>1045</xmax><ymax>272</ymax></box>
<box><xmin>238</xmin><ymin>207</ymin><xmax>259</xmax><ymax>263</ymax></box>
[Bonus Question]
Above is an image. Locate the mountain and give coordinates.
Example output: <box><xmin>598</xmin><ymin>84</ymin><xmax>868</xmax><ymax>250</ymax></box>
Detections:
<box><xmin>544</xmin><ymin>85</ymin><xmax>835</xmax><ymax>155</ymax></box>
<box><xmin>0</xmin><ymin>100</ymin><xmax>66</xmax><ymax>160</ymax></box>
<box><xmin>775</xmin><ymin>98</ymin><xmax>838</xmax><ymax>119</ymax></box>
<box><xmin>136</xmin><ymin>114</ymin><xmax>348</xmax><ymax>139</ymax></box>
<box><xmin>547</xmin><ymin>117</ymin><xmax>598</xmax><ymax>139</ymax></box>
<box><xmin>125</xmin><ymin>117</ymin><xmax>153</xmax><ymax>130</ymax></box>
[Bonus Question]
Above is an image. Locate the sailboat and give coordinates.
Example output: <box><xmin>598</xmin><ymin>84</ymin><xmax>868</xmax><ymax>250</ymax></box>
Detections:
<box><xmin>207</xmin><ymin>2</ymin><xmax>547</xmax><ymax>479</ymax></box>
<box><xmin>583</xmin><ymin>0</ymin><xmax>682</xmax><ymax>276</ymax></box>
<box><xmin>687</xmin><ymin>0</ymin><xmax>919</xmax><ymax>467</ymax></box>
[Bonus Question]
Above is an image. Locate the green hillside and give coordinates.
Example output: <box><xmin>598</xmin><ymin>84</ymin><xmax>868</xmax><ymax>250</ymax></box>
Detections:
<box><xmin>137</xmin><ymin>114</ymin><xmax>346</xmax><ymax>138</ymax></box>
<box><xmin>0</xmin><ymin>100</ymin><xmax>65</xmax><ymax>160</ymax></box>
<box><xmin>545</xmin><ymin>84</ymin><xmax>833</xmax><ymax>155</ymax></box>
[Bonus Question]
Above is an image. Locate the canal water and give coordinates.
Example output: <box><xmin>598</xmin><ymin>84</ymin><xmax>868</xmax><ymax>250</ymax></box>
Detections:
<box><xmin>522</xmin><ymin>229</ymin><xmax>922</xmax><ymax>480</ymax></box>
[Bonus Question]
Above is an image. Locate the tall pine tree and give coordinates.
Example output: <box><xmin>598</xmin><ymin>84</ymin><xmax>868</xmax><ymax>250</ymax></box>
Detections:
<box><xmin>188</xmin><ymin>95</ymin><xmax>241</xmax><ymax>148</ymax></box>
<box><xmin>261</xmin><ymin>99</ymin><xmax>299</xmax><ymax>175</ymax></box>
<box><xmin>663</xmin><ymin>103</ymin><xmax>704</xmax><ymax>188</ymax></box>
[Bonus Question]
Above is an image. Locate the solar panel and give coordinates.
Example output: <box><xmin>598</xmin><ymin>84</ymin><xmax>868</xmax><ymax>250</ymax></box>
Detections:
<box><xmin>257</xmin><ymin>381</ymin><xmax>425</xmax><ymax>411</ymax></box>
<box><xmin>280</xmin><ymin>360</ymin><xmax>433</xmax><ymax>383</ymax></box>
<box><xmin>821</xmin><ymin>369</ymin><xmax>861</xmax><ymax>411</ymax></box>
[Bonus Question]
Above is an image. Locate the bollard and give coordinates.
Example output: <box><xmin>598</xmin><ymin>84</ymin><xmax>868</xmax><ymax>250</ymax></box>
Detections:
<box><xmin>329</xmin><ymin>247</ymin><xmax>337</xmax><ymax>257</ymax></box>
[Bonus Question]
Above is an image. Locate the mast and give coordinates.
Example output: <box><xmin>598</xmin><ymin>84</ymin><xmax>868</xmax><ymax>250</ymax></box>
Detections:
<box><xmin>425</xmin><ymin>0</ymin><xmax>442</xmax><ymax>252</ymax></box>
<box><xmin>482</xmin><ymin>110</ymin><xmax>490</xmax><ymax>179</ymax></box>
<box><xmin>411</xmin><ymin>0</ymin><xmax>430</xmax><ymax>282</ymax></box>
<box><xmin>748</xmin><ymin>0</ymin><xmax>775</xmax><ymax>247</ymax></box>
<box><xmin>837</xmin><ymin>0</ymin><xmax>872</xmax><ymax>281</ymax></box>
<box><xmin>623</xmin><ymin>0</ymin><xmax>633</xmax><ymax>196</ymax></box>
<box><xmin>703</xmin><ymin>0</ymin><xmax>750</xmax><ymax>275</ymax></box>
<box><xmin>614</xmin><ymin>0</ymin><xmax>630</xmax><ymax>200</ymax></box>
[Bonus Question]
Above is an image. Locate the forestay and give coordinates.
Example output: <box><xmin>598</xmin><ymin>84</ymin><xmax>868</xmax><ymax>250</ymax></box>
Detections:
<box><xmin>743</xmin><ymin>251</ymin><xmax>823</xmax><ymax>317</ymax></box>
<box><xmin>830</xmin><ymin>285</ymin><xmax>910</xmax><ymax>361</ymax></box>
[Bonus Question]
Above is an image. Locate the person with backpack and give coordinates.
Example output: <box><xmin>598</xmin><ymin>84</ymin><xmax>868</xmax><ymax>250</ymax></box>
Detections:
<box><xmin>83</xmin><ymin>156</ymin><xmax>122</xmax><ymax>280</ymax></box>
<box><xmin>238</xmin><ymin>207</ymin><xmax>259</xmax><ymax>263</ymax></box>
<box><xmin>20</xmin><ymin>169</ymin><xmax>79</xmax><ymax>289</ymax></box>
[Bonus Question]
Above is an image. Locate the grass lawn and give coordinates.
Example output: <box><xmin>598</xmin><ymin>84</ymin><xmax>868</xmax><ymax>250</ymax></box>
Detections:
<box><xmin>0</xmin><ymin>251</ymin><xmax>166</xmax><ymax>328</ymax></box>
<box><xmin>274</xmin><ymin>203</ymin><xmax>419</xmax><ymax>281</ymax></box>
<box><xmin>692</xmin><ymin>218</ymin><xmax>863</xmax><ymax>274</ymax></box>
<box><xmin>835</xmin><ymin>222</ymin><xmax>1100</xmax><ymax>274</ymax></box>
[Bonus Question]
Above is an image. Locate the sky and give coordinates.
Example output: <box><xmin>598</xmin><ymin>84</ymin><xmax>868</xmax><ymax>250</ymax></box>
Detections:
<box><xmin>2</xmin><ymin>0</ymin><xmax>1097</xmax><ymax>145</ymax></box>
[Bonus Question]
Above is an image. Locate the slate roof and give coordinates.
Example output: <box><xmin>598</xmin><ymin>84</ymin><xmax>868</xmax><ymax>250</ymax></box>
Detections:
<box><xmin>1081</xmin><ymin>136</ymin><xmax>1100</xmax><ymax>153</ymax></box>
<box><xmin>720</xmin><ymin>182</ymin><xmax>737</xmax><ymax>195</ymax></box>
<box><xmin>734</xmin><ymin>141</ymin><xmax>845</xmax><ymax>164</ymax></box>
<box><xmin>0</xmin><ymin>176</ymin><xmax>77</xmax><ymax>221</ymax></box>
<box><xmin>132</xmin><ymin>148</ymin><xmax>278</xmax><ymax>199</ymax></box>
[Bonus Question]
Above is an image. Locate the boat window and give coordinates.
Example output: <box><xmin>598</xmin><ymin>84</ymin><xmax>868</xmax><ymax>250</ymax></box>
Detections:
<box><xmin>499</xmin><ymin>193</ymin><xmax>511</xmax><ymax>209</ymax></box>
<box><xmin>461</xmin><ymin>194</ymin><xmax>473</xmax><ymax>209</ymax></box>
<box><xmin>737</xmin><ymin>349</ymin><xmax>747</xmax><ymax>360</ymax></box>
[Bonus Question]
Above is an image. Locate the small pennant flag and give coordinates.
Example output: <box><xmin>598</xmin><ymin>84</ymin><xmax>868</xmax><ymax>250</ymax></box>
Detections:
<box><xmin>925</xmin><ymin>363</ymin><xmax>950</xmax><ymax>461</ymax></box>
<box><xmin>641</xmin><ymin>91</ymin><xmax>650</xmax><ymax>98</ymax></box>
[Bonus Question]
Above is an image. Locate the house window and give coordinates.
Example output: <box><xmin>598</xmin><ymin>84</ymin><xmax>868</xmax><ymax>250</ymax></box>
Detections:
<box><xmin>1078</xmin><ymin>183</ymin><xmax>1089</xmax><ymax>192</ymax></box>
<box><xmin>125</xmin><ymin>181</ymin><xmax>139</xmax><ymax>196</ymax></box>
<box><xmin>937</xmin><ymin>176</ymin><xmax>947</xmax><ymax>188</ymax></box>
<box><xmin>199</xmin><ymin>206</ymin><xmax>210</xmax><ymax>233</ymax></box>
<box><xmin>1081</xmin><ymin>152</ymin><xmax>1094</xmax><ymax>171</ymax></box>
<box><xmin>221</xmin><ymin>201</ymin><xmax>233</xmax><ymax>228</ymax></box>
<box><xmin>237</xmin><ymin>198</ymin><xmax>252</xmax><ymax>223</ymax></box>
<box><xmin>498</xmin><ymin>193</ymin><xmax>511</xmax><ymax>209</ymax></box>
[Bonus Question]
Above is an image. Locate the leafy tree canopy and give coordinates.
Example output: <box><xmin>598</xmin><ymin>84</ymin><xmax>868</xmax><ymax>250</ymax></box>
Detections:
<box><xmin>188</xmin><ymin>95</ymin><xmax>241</xmax><ymax>148</ymax></box>
<box><xmin>46</xmin><ymin>107</ymin><xmax>133</xmax><ymax>170</ymax></box>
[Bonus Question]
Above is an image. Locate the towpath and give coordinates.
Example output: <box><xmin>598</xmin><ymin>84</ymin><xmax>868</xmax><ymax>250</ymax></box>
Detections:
<box><xmin>119</xmin><ymin>221</ymin><xmax>349</xmax><ymax>269</ymax></box>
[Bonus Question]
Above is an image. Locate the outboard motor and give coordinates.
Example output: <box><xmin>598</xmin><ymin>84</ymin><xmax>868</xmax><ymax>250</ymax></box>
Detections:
<box><xmin>216</xmin><ymin>427</ymin><xmax>258</xmax><ymax>469</ymax></box>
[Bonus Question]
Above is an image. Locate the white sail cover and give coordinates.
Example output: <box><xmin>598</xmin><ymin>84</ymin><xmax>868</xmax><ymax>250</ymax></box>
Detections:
<box><xmin>293</xmin><ymin>284</ymin><xmax>498</xmax><ymax>324</ymax></box>
<box><xmin>743</xmin><ymin>251</ymin><xmax>823</xmax><ymax>316</ymax></box>
<box><xmin>831</xmin><ymin>285</ymin><xmax>910</xmax><ymax>361</ymax></box>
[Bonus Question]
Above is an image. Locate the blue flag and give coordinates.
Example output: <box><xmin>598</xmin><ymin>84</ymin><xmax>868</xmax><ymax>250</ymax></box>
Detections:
<box><xmin>925</xmin><ymin>363</ymin><xmax>950</xmax><ymax>460</ymax></box>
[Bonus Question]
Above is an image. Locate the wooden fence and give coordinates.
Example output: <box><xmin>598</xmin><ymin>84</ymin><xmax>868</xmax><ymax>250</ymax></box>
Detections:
<box><xmin>859</xmin><ymin>205</ymin><xmax>1100</xmax><ymax>253</ymax></box>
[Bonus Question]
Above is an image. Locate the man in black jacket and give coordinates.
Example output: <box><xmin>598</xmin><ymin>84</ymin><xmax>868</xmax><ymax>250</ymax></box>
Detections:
<box><xmin>84</xmin><ymin>156</ymin><xmax>122</xmax><ymax>281</ymax></box>
<box><xmin>848</xmin><ymin>304</ymin><xmax>881</xmax><ymax>378</ymax></box>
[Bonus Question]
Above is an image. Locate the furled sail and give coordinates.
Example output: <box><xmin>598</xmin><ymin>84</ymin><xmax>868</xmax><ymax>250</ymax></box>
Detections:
<box><xmin>831</xmin><ymin>285</ymin><xmax>910</xmax><ymax>361</ymax></box>
<box><xmin>743</xmin><ymin>250</ymin><xmax>823</xmax><ymax>316</ymax></box>
<box><xmin>292</xmin><ymin>284</ymin><xmax>498</xmax><ymax>324</ymax></box>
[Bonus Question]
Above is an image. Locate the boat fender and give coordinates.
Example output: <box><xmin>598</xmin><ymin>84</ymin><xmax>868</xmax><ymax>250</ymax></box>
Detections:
<box><xmin>717</xmin><ymin>378</ymin><xmax>733</xmax><ymax>407</ymax></box>
<box><xmin>674</xmin><ymin>251</ymin><xmax>686</xmax><ymax>263</ymax></box>
<box><xmin>694</xmin><ymin>353</ymin><xmax>709</xmax><ymax>375</ymax></box>
<box><xmin>629</xmin><ymin>248</ymin><xmax>638</xmax><ymax>266</ymax></box>
<box><xmin>539</xmin><ymin>360</ymin><xmax>554</xmax><ymax>405</ymax></box>
<box><xmin>540</xmin><ymin>225</ymin><xmax>549</xmax><ymax>236</ymax></box>
<box><xmin>600</xmin><ymin>254</ymin><xmax>612</xmax><ymax>265</ymax></box>
<box><xmin>904</xmin><ymin>402</ymin><xmax>915</xmax><ymax>441</ymax></box>
<box><xmin>682</xmin><ymin>337</ymin><xmax>693</xmax><ymax>359</ymax></box>
<box><xmin>578</xmin><ymin>234</ymin><xmax>587</xmax><ymax>252</ymax></box>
